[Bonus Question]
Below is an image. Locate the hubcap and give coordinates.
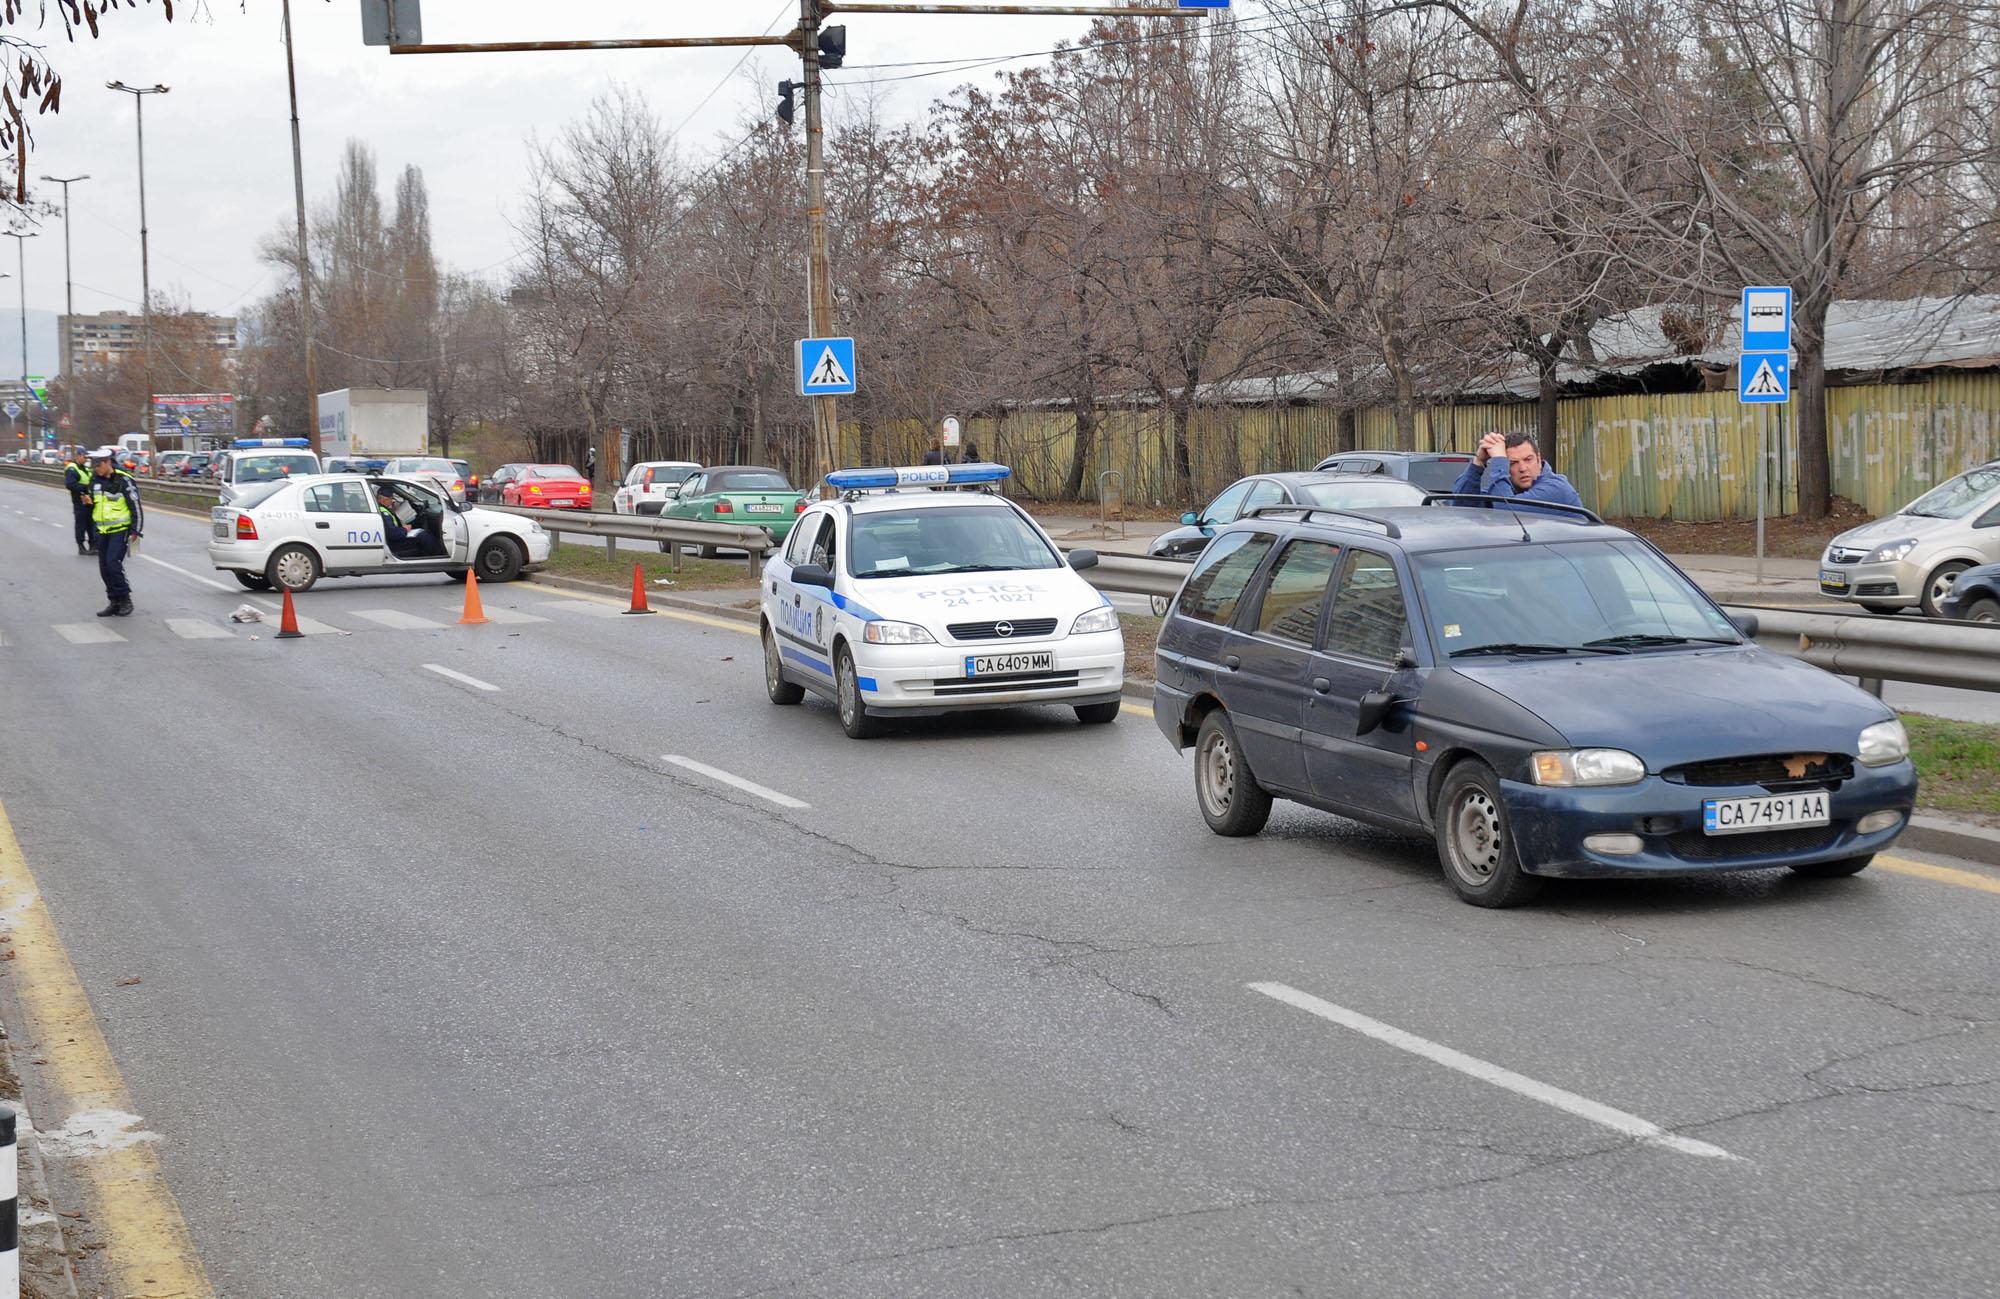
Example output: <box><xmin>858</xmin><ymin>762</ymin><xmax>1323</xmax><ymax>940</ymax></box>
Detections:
<box><xmin>275</xmin><ymin>551</ymin><xmax>311</xmax><ymax>587</ymax></box>
<box><xmin>1933</xmin><ymin>571</ymin><xmax>1960</xmax><ymax>604</ymax></box>
<box><xmin>1449</xmin><ymin>789</ymin><xmax>1504</xmax><ymax>884</ymax></box>
<box><xmin>1199</xmin><ymin>729</ymin><xmax>1235</xmax><ymax>815</ymax></box>
<box><xmin>839</xmin><ymin>660</ymin><xmax>857</xmax><ymax>723</ymax></box>
<box><xmin>765</xmin><ymin>632</ymin><xmax>782</xmax><ymax>691</ymax></box>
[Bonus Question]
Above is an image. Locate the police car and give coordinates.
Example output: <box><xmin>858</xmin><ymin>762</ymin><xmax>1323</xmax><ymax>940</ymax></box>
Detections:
<box><xmin>760</xmin><ymin>463</ymin><xmax>1126</xmax><ymax>737</ymax></box>
<box><xmin>207</xmin><ymin>471</ymin><xmax>553</xmax><ymax>592</ymax></box>
<box><xmin>215</xmin><ymin>437</ymin><xmax>323</xmax><ymax>505</ymax></box>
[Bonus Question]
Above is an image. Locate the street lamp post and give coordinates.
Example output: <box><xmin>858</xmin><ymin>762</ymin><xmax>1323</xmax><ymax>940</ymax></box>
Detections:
<box><xmin>38</xmin><ymin>174</ymin><xmax>88</xmax><ymax>379</ymax></box>
<box><xmin>280</xmin><ymin>0</ymin><xmax>321</xmax><ymax>453</ymax></box>
<box><xmin>2</xmin><ymin>233</ymin><xmax>35</xmax><ymax>447</ymax></box>
<box><xmin>107</xmin><ymin>80</ymin><xmax>169</xmax><ymax>447</ymax></box>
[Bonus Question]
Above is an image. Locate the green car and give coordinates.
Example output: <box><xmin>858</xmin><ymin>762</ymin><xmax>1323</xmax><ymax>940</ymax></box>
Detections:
<box><xmin>662</xmin><ymin>464</ymin><xmax>807</xmax><ymax>556</ymax></box>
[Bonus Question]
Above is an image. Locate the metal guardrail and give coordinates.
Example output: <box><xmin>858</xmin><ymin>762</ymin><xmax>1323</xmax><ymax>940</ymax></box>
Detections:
<box><xmin>0</xmin><ymin>459</ymin><xmax>222</xmax><ymax>510</ymax></box>
<box><xmin>484</xmin><ymin>502</ymin><xmax>776</xmax><ymax>570</ymax></box>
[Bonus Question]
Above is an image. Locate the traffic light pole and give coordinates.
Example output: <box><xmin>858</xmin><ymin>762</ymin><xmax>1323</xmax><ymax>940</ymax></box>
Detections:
<box><xmin>801</xmin><ymin>1</ymin><xmax>839</xmax><ymax>494</ymax></box>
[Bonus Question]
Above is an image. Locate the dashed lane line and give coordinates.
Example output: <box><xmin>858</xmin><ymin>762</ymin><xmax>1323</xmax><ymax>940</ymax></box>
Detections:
<box><xmin>1248</xmin><ymin>981</ymin><xmax>1742</xmax><ymax>1162</ymax></box>
<box><xmin>422</xmin><ymin>663</ymin><xmax>499</xmax><ymax>692</ymax></box>
<box><xmin>349</xmin><ymin>608</ymin><xmax>448</xmax><ymax>631</ymax></box>
<box><xmin>663</xmin><ymin>755</ymin><xmax>811</xmax><ymax>809</ymax></box>
<box><xmin>163</xmin><ymin>618</ymin><xmax>234</xmax><ymax>640</ymax></box>
<box><xmin>138</xmin><ymin>553</ymin><xmax>240</xmax><ymax>595</ymax></box>
<box><xmin>51</xmin><ymin>623</ymin><xmax>126</xmax><ymax>645</ymax></box>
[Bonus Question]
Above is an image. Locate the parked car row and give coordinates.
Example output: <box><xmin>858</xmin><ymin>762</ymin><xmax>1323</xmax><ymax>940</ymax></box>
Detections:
<box><xmin>1818</xmin><ymin>460</ymin><xmax>2000</xmax><ymax>619</ymax></box>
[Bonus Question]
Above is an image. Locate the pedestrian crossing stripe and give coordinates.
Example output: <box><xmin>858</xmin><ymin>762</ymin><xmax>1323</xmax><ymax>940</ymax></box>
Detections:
<box><xmin>1744</xmin><ymin>358</ymin><xmax>1785</xmax><ymax>396</ymax></box>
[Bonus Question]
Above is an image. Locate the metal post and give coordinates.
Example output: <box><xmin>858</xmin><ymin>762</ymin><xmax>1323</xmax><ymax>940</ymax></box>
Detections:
<box><xmin>1756</xmin><ymin>404</ymin><xmax>1767</xmax><ymax>587</ymax></box>
<box><xmin>801</xmin><ymin>0</ymin><xmax>839</xmax><ymax>497</ymax></box>
<box><xmin>108</xmin><ymin>82</ymin><xmax>169</xmax><ymax>447</ymax></box>
<box><xmin>38</xmin><ymin>175</ymin><xmax>85</xmax><ymax>388</ymax></box>
<box><xmin>0</xmin><ymin>1105</ymin><xmax>16</xmax><ymax>1298</ymax></box>
<box><xmin>282</xmin><ymin>0</ymin><xmax>321</xmax><ymax>454</ymax></box>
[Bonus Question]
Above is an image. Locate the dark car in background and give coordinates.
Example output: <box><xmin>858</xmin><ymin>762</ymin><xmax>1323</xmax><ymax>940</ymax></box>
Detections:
<box><xmin>1939</xmin><ymin>563</ymin><xmax>2000</xmax><ymax>623</ymax></box>
<box><xmin>1313</xmin><ymin>450</ymin><xmax>1477</xmax><ymax>492</ymax></box>
<box><xmin>1150</xmin><ymin>500</ymin><xmax>1916</xmax><ymax>906</ymax></box>
<box><xmin>1148</xmin><ymin>473</ymin><xmax>1432</xmax><ymax>562</ymax></box>
<box><xmin>477</xmin><ymin>463</ymin><xmax>526</xmax><ymax>503</ymax></box>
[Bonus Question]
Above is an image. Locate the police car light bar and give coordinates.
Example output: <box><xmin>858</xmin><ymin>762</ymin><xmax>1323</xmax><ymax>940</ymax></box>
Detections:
<box><xmin>825</xmin><ymin>462</ymin><xmax>1012</xmax><ymax>490</ymax></box>
<box><xmin>232</xmin><ymin>437</ymin><xmax>312</xmax><ymax>449</ymax></box>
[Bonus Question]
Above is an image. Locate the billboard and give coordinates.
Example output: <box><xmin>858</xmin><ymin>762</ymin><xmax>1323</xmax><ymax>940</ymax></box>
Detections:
<box><xmin>152</xmin><ymin>392</ymin><xmax>236</xmax><ymax>441</ymax></box>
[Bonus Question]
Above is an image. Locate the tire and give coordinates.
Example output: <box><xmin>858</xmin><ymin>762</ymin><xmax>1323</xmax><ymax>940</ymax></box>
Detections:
<box><xmin>1075</xmin><ymin>700</ymin><xmax>1121</xmax><ymax>725</ymax></box>
<box><xmin>475</xmin><ymin>536</ymin><xmax>525</xmax><ymax>583</ymax></box>
<box><xmin>1858</xmin><ymin>601</ymin><xmax>1904</xmax><ymax>616</ymax></box>
<box><xmin>233</xmin><ymin>570</ymin><xmax>273</xmax><ymax>591</ymax></box>
<box><xmin>1920</xmin><ymin>561</ymin><xmax>1971</xmax><ymax>618</ymax></box>
<box><xmin>446</xmin><ymin>569</ymin><xmax>469</xmax><ymax>584</ymax></box>
<box><xmin>265</xmin><ymin>544</ymin><xmax>321</xmax><ymax>593</ymax></box>
<box><xmin>764</xmin><ymin>624</ymin><xmax>804</xmax><ymax>705</ymax></box>
<box><xmin>835</xmin><ymin>645</ymin><xmax>881</xmax><ymax>738</ymax></box>
<box><xmin>1960</xmin><ymin>596</ymin><xmax>2000</xmax><ymax>625</ymax></box>
<box><xmin>1789</xmin><ymin>855</ymin><xmax>1873</xmax><ymax>878</ymax></box>
<box><xmin>1434</xmin><ymin>759</ymin><xmax>1545</xmax><ymax>907</ymax></box>
<box><xmin>1193</xmin><ymin>709</ymin><xmax>1272</xmax><ymax>837</ymax></box>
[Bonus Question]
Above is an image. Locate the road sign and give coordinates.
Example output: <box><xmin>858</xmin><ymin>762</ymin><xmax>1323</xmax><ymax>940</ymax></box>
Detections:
<box><xmin>24</xmin><ymin>375</ymin><xmax>47</xmax><ymax>404</ymax></box>
<box><xmin>360</xmin><ymin>0</ymin><xmax>423</xmax><ymax>45</ymax></box>
<box><xmin>1739</xmin><ymin>352</ymin><xmax>1790</xmax><ymax>403</ymax></box>
<box><xmin>1741</xmin><ymin>286</ymin><xmax>1792</xmax><ymax>353</ymax></box>
<box><xmin>941</xmin><ymin>416</ymin><xmax>960</xmax><ymax>448</ymax></box>
<box><xmin>1178</xmin><ymin>1</ymin><xmax>1232</xmax><ymax>7</ymax></box>
<box><xmin>797</xmin><ymin>337</ymin><xmax>857</xmax><ymax>396</ymax></box>
<box><xmin>4</xmin><ymin>402</ymin><xmax>20</xmax><ymax>420</ymax></box>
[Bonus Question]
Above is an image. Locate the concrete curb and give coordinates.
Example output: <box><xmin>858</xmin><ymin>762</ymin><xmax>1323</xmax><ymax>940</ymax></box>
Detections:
<box><xmin>0</xmin><ymin>1024</ymin><xmax>81</xmax><ymax>1299</ymax></box>
<box><xmin>1901</xmin><ymin>814</ymin><xmax>2000</xmax><ymax>868</ymax></box>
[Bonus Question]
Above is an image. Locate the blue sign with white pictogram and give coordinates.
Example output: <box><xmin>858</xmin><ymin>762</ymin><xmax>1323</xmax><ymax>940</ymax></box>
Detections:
<box><xmin>797</xmin><ymin>337</ymin><xmax>857</xmax><ymax>396</ymax></box>
<box><xmin>1741</xmin><ymin>286</ymin><xmax>1792</xmax><ymax>353</ymax></box>
<box><xmin>1177</xmin><ymin>1</ymin><xmax>1231</xmax><ymax>7</ymax></box>
<box><xmin>1738</xmin><ymin>352</ymin><xmax>1790</xmax><ymax>404</ymax></box>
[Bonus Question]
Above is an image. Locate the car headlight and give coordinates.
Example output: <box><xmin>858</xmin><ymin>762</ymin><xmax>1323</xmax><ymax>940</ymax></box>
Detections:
<box><xmin>1866</xmin><ymin>538</ymin><xmax>1918</xmax><ymax>563</ymax></box>
<box><xmin>1530</xmin><ymin>748</ymin><xmax>1646</xmax><ymax>787</ymax></box>
<box><xmin>1857</xmin><ymin>719</ymin><xmax>1909</xmax><ymax>767</ymax></box>
<box><xmin>528</xmin><ymin>521</ymin><xmax>546</xmax><ymax>534</ymax></box>
<box><xmin>1071</xmin><ymin>606</ymin><xmax>1120</xmax><ymax>635</ymax></box>
<box><xmin>863</xmin><ymin>620</ymin><xmax>936</xmax><ymax>645</ymax></box>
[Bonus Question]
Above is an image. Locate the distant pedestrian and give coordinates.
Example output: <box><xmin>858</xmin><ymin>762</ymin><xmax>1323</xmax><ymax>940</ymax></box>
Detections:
<box><xmin>585</xmin><ymin>444</ymin><xmax>599</xmax><ymax>485</ymax></box>
<box><xmin>63</xmin><ymin>447</ymin><xmax>96</xmax><ymax>556</ymax></box>
<box><xmin>960</xmin><ymin>439</ymin><xmax>982</xmax><ymax>464</ymax></box>
<box><xmin>1453</xmin><ymin>431</ymin><xmax>1583</xmax><ymax>514</ymax></box>
<box><xmin>86</xmin><ymin>447</ymin><xmax>142</xmax><ymax>617</ymax></box>
<box><xmin>920</xmin><ymin>429</ymin><xmax>947</xmax><ymax>467</ymax></box>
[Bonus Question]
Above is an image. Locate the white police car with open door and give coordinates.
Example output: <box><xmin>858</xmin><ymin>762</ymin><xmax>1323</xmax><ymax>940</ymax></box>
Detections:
<box><xmin>760</xmin><ymin>463</ymin><xmax>1126</xmax><ymax>737</ymax></box>
<box><xmin>207</xmin><ymin>472</ymin><xmax>553</xmax><ymax>592</ymax></box>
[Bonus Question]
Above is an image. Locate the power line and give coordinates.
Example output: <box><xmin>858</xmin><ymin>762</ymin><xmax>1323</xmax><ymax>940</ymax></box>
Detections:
<box><xmin>669</xmin><ymin>0</ymin><xmax>795</xmax><ymax>141</ymax></box>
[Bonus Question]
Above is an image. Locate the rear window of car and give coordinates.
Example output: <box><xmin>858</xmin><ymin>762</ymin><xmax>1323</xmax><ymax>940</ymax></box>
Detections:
<box><xmin>233</xmin><ymin>481</ymin><xmax>293</xmax><ymax>510</ymax></box>
<box><xmin>526</xmin><ymin>465</ymin><xmax>582</xmax><ymax>479</ymax></box>
<box><xmin>235</xmin><ymin>454</ymin><xmax>319</xmax><ymax>482</ymax></box>
<box><xmin>1408</xmin><ymin>457</ymin><xmax>1474</xmax><ymax>491</ymax></box>
<box><xmin>709</xmin><ymin>470</ymin><xmax>792</xmax><ymax>493</ymax></box>
<box><xmin>399</xmin><ymin>458</ymin><xmax>457</xmax><ymax>474</ymax></box>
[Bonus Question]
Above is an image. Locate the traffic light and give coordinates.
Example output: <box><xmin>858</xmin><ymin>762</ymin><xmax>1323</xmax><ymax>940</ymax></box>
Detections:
<box><xmin>817</xmin><ymin>26</ymin><xmax>845</xmax><ymax>69</ymax></box>
<box><xmin>777</xmin><ymin>79</ymin><xmax>795</xmax><ymax>126</ymax></box>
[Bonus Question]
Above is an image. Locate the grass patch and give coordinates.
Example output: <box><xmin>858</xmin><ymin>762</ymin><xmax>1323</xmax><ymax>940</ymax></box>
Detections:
<box><xmin>1903</xmin><ymin>712</ymin><xmax>2000</xmax><ymax>816</ymax></box>
<box><xmin>1121</xmin><ymin>612</ymin><xmax>1160</xmax><ymax>680</ymax></box>
<box><xmin>539</xmin><ymin>541</ymin><xmax>759</xmax><ymax>592</ymax></box>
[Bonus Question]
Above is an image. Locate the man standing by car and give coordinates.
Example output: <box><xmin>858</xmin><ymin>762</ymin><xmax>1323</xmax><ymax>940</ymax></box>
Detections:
<box><xmin>63</xmin><ymin>446</ymin><xmax>96</xmax><ymax>556</ymax></box>
<box><xmin>87</xmin><ymin>446</ymin><xmax>142</xmax><ymax>616</ymax></box>
<box><xmin>585</xmin><ymin>443</ymin><xmax>598</xmax><ymax>486</ymax></box>
<box><xmin>1453</xmin><ymin>431</ymin><xmax>1584</xmax><ymax>512</ymax></box>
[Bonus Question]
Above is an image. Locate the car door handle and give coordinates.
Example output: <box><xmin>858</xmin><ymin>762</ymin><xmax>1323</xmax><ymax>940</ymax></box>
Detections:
<box><xmin>1223</xmin><ymin>654</ymin><xmax>1240</xmax><ymax>670</ymax></box>
<box><xmin>314</xmin><ymin>521</ymin><xmax>330</xmax><ymax>529</ymax></box>
<box><xmin>1312</xmin><ymin>677</ymin><xmax>1331</xmax><ymax>694</ymax></box>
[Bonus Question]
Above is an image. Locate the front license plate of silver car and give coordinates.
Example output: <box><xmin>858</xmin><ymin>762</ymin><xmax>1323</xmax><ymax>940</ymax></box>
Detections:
<box><xmin>1703</xmin><ymin>792</ymin><xmax>1830</xmax><ymax>835</ymax></box>
<box><xmin>967</xmin><ymin>651</ymin><xmax>1054</xmax><ymax>676</ymax></box>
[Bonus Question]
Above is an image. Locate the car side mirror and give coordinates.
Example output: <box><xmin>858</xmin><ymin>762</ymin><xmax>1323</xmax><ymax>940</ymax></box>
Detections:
<box><xmin>1395</xmin><ymin>646</ymin><xmax>1418</xmax><ymax>670</ymax></box>
<box><xmin>1727</xmin><ymin>611</ymin><xmax>1759</xmax><ymax>639</ymax></box>
<box><xmin>1356</xmin><ymin>688</ymin><xmax>1399</xmax><ymax>736</ymax></box>
<box><xmin>1180</xmin><ymin>512</ymin><xmax>1198</xmax><ymax>526</ymax></box>
<box><xmin>1069</xmin><ymin>548</ymin><xmax>1099</xmax><ymax>570</ymax></box>
<box><xmin>792</xmin><ymin>562</ymin><xmax>835</xmax><ymax>589</ymax></box>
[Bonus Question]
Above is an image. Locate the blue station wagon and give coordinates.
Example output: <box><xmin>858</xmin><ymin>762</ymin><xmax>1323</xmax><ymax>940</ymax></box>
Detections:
<box><xmin>1150</xmin><ymin>501</ymin><xmax>1919</xmax><ymax>906</ymax></box>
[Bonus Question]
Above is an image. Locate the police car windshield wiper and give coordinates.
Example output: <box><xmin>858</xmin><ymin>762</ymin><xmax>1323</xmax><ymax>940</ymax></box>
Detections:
<box><xmin>1449</xmin><ymin>642</ymin><xmax>1628</xmax><ymax>658</ymax></box>
<box><xmin>1583</xmin><ymin>633</ymin><xmax>1739</xmax><ymax>649</ymax></box>
<box><xmin>943</xmin><ymin>563</ymin><xmax>1040</xmax><ymax>573</ymax></box>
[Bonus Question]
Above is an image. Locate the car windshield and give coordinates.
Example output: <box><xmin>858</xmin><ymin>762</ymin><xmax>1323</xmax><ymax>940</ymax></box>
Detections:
<box><xmin>237</xmin><ymin>454</ymin><xmax>318</xmax><ymax>482</ymax></box>
<box><xmin>526</xmin><ymin>465</ymin><xmax>582</xmax><ymax>480</ymax></box>
<box><xmin>1297</xmin><ymin>480</ymin><xmax>1429</xmax><ymax>509</ymax></box>
<box><xmin>848</xmin><ymin>505</ymin><xmax>1061</xmax><ymax>578</ymax></box>
<box><xmin>1415</xmin><ymin>539</ymin><xmax>1739</xmax><ymax>659</ymax></box>
<box><xmin>233</xmin><ymin>481</ymin><xmax>292</xmax><ymax>510</ymax></box>
<box><xmin>709</xmin><ymin>470</ymin><xmax>791</xmax><ymax>493</ymax></box>
<box><xmin>1408</xmin><ymin>458</ymin><xmax>1474</xmax><ymax>491</ymax></box>
<box><xmin>1904</xmin><ymin>465</ymin><xmax>2000</xmax><ymax>519</ymax></box>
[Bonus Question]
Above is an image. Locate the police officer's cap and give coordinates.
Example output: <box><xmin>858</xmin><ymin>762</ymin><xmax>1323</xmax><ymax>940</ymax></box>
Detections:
<box><xmin>88</xmin><ymin>446</ymin><xmax>118</xmax><ymax>461</ymax></box>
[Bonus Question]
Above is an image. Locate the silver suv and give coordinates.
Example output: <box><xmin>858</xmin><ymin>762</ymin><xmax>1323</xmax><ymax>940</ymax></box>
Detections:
<box><xmin>1818</xmin><ymin>463</ymin><xmax>2000</xmax><ymax>615</ymax></box>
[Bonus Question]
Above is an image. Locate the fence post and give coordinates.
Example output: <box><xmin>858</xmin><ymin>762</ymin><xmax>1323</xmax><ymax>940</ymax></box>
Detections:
<box><xmin>1</xmin><ymin>1105</ymin><xmax>17</xmax><ymax>1299</ymax></box>
<box><xmin>605</xmin><ymin>534</ymin><xmax>618</xmax><ymax>565</ymax></box>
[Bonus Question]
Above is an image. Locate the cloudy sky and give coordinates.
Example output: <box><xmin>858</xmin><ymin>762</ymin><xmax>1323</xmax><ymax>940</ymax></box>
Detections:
<box><xmin>9</xmin><ymin>0</ymin><xmax>1236</xmax><ymax>351</ymax></box>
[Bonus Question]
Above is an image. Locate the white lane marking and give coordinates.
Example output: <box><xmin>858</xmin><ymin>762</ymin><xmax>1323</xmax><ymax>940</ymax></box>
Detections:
<box><xmin>163</xmin><ymin>618</ymin><xmax>233</xmax><ymax>640</ymax></box>
<box><xmin>534</xmin><ymin>598</ymin><xmax>624</xmax><ymax>618</ymax></box>
<box><xmin>28</xmin><ymin>515</ymin><xmax>42</xmax><ymax>523</ymax></box>
<box><xmin>52</xmin><ymin>623</ymin><xmax>126</xmax><ymax>645</ymax></box>
<box><xmin>662</xmin><ymin>755</ymin><xmax>810</xmax><ymax>810</ymax></box>
<box><xmin>138</xmin><ymin>553</ymin><xmax>240</xmax><ymax>594</ymax></box>
<box><xmin>441</xmin><ymin>603</ymin><xmax>548</xmax><ymax>625</ymax></box>
<box><xmin>1247</xmin><ymin>981</ymin><xmax>1741</xmax><ymax>1162</ymax></box>
<box><xmin>0</xmin><ymin>628</ymin><xmax>8</xmax><ymax>647</ymax></box>
<box><xmin>422</xmin><ymin>663</ymin><xmax>498</xmax><ymax>692</ymax></box>
<box><xmin>350</xmin><ymin>608</ymin><xmax>447</xmax><ymax>631</ymax></box>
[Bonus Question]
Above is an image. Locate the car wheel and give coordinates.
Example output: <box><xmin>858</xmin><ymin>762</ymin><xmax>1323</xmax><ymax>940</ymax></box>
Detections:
<box><xmin>835</xmin><ymin>645</ymin><xmax>881</xmax><ymax>739</ymax></box>
<box><xmin>476</xmin><ymin>536</ymin><xmax>525</xmax><ymax>583</ymax></box>
<box><xmin>1193</xmin><ymin>709</ymin><xmax>1272</xmax><ymax>837</ymax></box>
<box><xmin>1435</xmin><ymin>760</ymin><xmax>1544</xmax><ymax>907</ymax></box>
<box><xmin>764</xmin><ymin>624</ymin><xmax>805</xmax><ymax>705</ymax></box>
<box><xmin>1961</xmin><ymin>596</ymin><xmax>2000</xmax><ymax>624</ymax></box>
<box><xmin>1920</xmin><ymin>561</ymin><xmax>1971</xmax><ymax>618</ymax></box>
<box><xmin>233</xmin><ymin>570</ymin><xmax>273</xmax><ymax>591</ymax></box>
<box><xmin>1789</xmin><ymin>855</ymin><xmax>1873</xmax><ymax>878</ymax></box>
<box><xmin>1075</xmin><ymin>700</ymin><xmax>1121</xmax><ymax>726</ymax></box>
<box><xmin>265</xmin><ymin>544</ymin><xmax>321</xmax><ymax>593</ymax></box>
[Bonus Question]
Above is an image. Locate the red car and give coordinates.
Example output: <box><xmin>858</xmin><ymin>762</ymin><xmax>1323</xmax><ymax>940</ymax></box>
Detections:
<box><xmin>501</xmin><ymin>464</ymin><xmax>594</xmax><ymax>510</ymax></box>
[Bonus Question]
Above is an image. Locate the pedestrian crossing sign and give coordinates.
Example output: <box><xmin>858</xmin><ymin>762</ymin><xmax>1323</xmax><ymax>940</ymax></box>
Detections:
<box><xmin>797</xmin><ymin>337</ymin><xmax>858</xmax><ymax>396</ymax></box>
<box><xmin>1738</xmin><ymin>352</ymin><xmax>1790</xmax><ymax>404</ymax></box>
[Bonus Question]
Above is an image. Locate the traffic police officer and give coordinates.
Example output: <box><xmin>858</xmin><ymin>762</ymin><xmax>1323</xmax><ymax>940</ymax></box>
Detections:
<box><xmin>63</xmin><ymin>447</ymin><xmax>96</xmax><ymax>555</ymax></box>
<box><xmin>87</xmin><ymin>446</ymin><xmax>143</xmax><ymax>616</ymax></box>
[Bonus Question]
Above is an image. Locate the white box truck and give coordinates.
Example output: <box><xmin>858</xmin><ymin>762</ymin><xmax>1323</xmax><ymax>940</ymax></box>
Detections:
<box><xmin>318</xmin><ymin>388</ymin><xmax>429</xmax><ymax>464</ymax></box>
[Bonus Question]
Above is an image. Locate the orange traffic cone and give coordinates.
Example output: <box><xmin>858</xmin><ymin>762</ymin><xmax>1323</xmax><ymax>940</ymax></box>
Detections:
<box><xmin>622</xmin><ymin>562</ymin><xmax>655</xmax><ymax>615</ymax></box>
<box><xmin>458</xmin><ymin>570</ymin><xmax>491</xmax><ymax>626</ymax></box>
<box><xmin>275</xmin><ymin>587</ymin><xmax>305</xmax><ymax>640</ymax></box>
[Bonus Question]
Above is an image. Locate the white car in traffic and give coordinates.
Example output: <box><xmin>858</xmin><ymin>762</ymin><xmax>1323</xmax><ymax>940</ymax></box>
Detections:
<box><xmin>760</xmin><ymin>464</ymin><xmax>1125</xmax><ymax>737</ymax></box>
<box><xmin>381</xmin><ymin>456</ymin><xmax>470</xmax><ymax>504</ymax></box>
<box><xmin>208</xmin><ymin>472</ymin><xmax>553</xmax><ymax>592</ymax></box>
<box><xmin>613</xmin><ymin>460</ymin><xmax>700</xmax><ymax>515</ymax></box>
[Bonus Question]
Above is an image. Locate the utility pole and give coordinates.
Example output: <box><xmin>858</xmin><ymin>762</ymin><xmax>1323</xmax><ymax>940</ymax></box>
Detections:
<box><xmin>281</xmin><ymin>0</ymin><xmax>322</xmax><ymax>453</ymax></box>
<box><xmin>38</xmin><ymin>174</ymin><xmax>86</xmax><ymax>380</ymax></box>
<box><xmin>4</xmin><ymin>233</ymin><xmax>35</xmax><ymax>447</ymax></box>
<box><xmin>800</xmin><ymin>1</ymin><xmax>838</xmax><ymax>493</ymax></box>
<box><xmin>108</xmin><ymin>81</ymin><xmax>169</xmax><ymax>448</ymax></box>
